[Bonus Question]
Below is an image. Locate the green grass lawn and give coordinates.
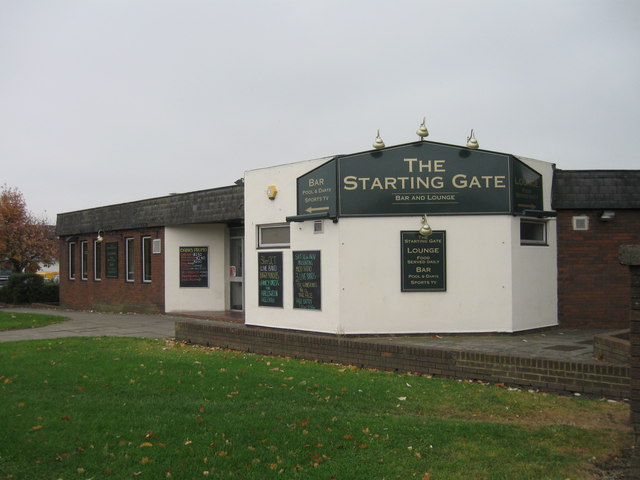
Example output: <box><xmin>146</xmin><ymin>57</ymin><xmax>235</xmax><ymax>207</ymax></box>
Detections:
<box><xmin>0</xmin><ymin>337</ymin><xmax>631</xmax><ymax>479</ymax></box>
<box><xmin>0</xmin><ymin>311</ymin><xmax>68</xmax><ymax>331</ymax></box>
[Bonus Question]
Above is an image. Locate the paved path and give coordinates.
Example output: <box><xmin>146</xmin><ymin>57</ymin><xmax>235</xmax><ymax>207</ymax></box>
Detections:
<box><xmin>0</xmin><ymin>306</ymin><xmax>616</xmax><ymax>363</ymax></box>
<box><xmin>0</xmin><ymin>307</ymin><xmax>180</xmax><ymax>342</ymax></box>
<box><xmin>377</xmin><ymin>328</ymin><xmax>609</xmax><ymax>363</ymax></box>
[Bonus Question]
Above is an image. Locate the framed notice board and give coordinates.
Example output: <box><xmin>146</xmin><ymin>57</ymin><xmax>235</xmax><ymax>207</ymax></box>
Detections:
<box><xmin>179</xmin><ymin>246</ymin><xmax>209</xmax><ymax>288</ymax></box>
<box><xmin>258</xmin><ymin>251</ymin><xmax>283</xmax><ymax>307</ymax></box>
<box><xmin>105</xmin><ymin>242</ymin><xmax>118</xmax><ymax>278</ymax></box>
<box><xmin>293</xmin><ymin>250</ymin><xmax>321</xmax><ymax>310</ymax></box>
<box><xmin>401</xmin><ymin>231</ymin><xmax>446</xmax><ymax>292</ymax></box>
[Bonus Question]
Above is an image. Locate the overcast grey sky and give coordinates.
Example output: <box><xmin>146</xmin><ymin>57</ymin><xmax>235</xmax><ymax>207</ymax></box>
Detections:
<box><xmin>1</xmin><ymin>0</ymin><xmax>638</xmax><ymax>223</ymax></box>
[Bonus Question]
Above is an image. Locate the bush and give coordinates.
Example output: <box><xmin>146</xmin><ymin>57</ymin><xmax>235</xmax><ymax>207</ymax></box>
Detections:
<box><xmin>0</xmin><ymin>273</ymin><xmax>58</xmax><ymax>304</ymax></box>
<box><xmin>41</xmin><ymin>283</ymin><xmax>60</xmax><ymax>303</ymax></box>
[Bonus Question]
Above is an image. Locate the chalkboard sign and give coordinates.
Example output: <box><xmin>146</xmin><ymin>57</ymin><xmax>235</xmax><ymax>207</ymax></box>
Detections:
<box><xmin>293</xmin><ymin>250</ymin><xmax>321</xmax><ymax>310</ymax></box>
<box><xmin>179</xmin><ymin>246</ymin><xmax>209</xmax><ymax>288</ymax></box>
<box><xmin>258</xmin><ymin>251</ymin><xmax>283</xmax><ymax>307</ymax></box>
<box><xmin>401</xmin><ymin>231</ymin><xmax>446</xmax><ymax>292</ymax></box>
<box><xmin>105</xmin><ymin>242</ymin><xmax>118</xmax><ymax>278</ymax></box>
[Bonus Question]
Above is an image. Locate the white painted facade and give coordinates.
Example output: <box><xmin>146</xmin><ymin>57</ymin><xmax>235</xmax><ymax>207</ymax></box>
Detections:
<box><xmin>164</xmin><ymin>224</ymin><xmax>229</xmax><ymax>313</ymax></box>
<box><xmin>244</xmin><ymin>154</ymin><xmax>557</xmax><ymax>334</ymax></box>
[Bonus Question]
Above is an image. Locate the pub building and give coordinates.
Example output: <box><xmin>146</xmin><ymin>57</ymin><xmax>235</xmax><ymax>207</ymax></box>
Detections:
<box><xmin>56</xmin><ymin>136</ymin><xmax>639</xmax><ymax>334</ymax></box>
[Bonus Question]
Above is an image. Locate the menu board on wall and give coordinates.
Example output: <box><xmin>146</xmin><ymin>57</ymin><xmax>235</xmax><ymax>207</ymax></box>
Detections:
<box><xmin>401</xmin><ymin>231</ymin><xmax>446</xmax><ymax>292</ymax></box>
<box><xmin>258</xmin><ymin>251</ymin><xmax>283</xmax><ymax>307</ymax></box>
<box><xmin>293</xmin><ymin>250</ymin><xmax>321</xmax><ymax>310</ymax></box>
<box><xmin>179</xmin><ymin>246</ymin><xmax>209</xmax><ymax>288</ymax></box>
<box><xmin>105</xmin><ymin>242</ymin><xmax>118</xmax><ymax>278</ymax></box>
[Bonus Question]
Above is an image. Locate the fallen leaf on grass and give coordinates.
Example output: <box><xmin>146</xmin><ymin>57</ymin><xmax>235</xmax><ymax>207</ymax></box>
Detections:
<box><xmin>30</xmin><ymin>425</ymin><xmax>43</xmax><ymax>431</ymax></box>
<box><xmin>139</xmin><ymin>442</ymin><xmax>153</xmax><ymax>447</ymax></box>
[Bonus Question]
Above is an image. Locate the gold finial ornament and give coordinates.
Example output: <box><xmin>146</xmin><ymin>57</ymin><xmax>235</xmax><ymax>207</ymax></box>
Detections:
<box><xmin>466</xmin><ymin>129</ymin><xmax>479</xmax><ymax>149</ymax></box>
<box><xmin>418</xmin><ymin>214</ymin><xmax>432</xmax><ymax>237</ymax></box>
<box><xmin>373</xmin><ymin>130</ymin><xmax>385</xmax><ymax>149</ymax></box>
<box><xmin>416</xmin><ymin>117</ymin><xmax>429</xmax><ymax>140</ymax></box>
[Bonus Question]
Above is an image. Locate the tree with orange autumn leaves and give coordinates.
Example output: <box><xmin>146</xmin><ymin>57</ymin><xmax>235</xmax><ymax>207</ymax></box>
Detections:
<box><xmin>0</xmin><ymin>185</ymin><xmax>57</xmax><ymax>273</ymax></box>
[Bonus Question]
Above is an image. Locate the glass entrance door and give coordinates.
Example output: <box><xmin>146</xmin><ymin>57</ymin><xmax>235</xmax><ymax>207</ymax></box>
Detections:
<box><xmin>229</xmin><ymin>233</ymin><xmax>244</xmax><ymax>311</ymax></box>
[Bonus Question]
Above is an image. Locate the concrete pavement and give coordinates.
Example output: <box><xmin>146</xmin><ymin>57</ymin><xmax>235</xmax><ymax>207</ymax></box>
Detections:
<box><xmin>0</xmin><ymin>306</ymin><xmax>180</xmax><ymax>342</ymax></box>
<box><xmin>0</xmin><ymin>306</ymin><xmax>616</xmax><ymax>364</ymax></box>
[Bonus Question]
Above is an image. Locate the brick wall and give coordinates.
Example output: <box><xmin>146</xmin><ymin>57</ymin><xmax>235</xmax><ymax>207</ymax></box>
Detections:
<box><xmin>59</xmin><ymin>228</ymin><xmax>165</xmax><ymax>313</ymax></box>
<box><xmin>630</xmin><ymin>264</ymin><xmax>640</xmax><ymax>478</ymax></box>
<box><xmin>176</xmin><ymin>320</ymin><xmax>630</xmax><ymax>399</ymax></box>
<box><xmin>618</xmin><ymin>246</ymin><xmax>640</xmax><ymax>479</ymax></box>
<box><xmin>557</xmin><ymin>210</ymin><xmax>640</xmax><ymax>328</ymax></box>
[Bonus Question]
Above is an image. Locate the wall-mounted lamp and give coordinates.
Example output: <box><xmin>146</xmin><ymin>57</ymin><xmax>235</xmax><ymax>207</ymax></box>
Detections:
<box><xmin>416</xmin><ymin>117</ymin><xmax>429</xmax><ymax>140</ymax></box>
<box><xmin>600</xmin><ymin>210</ymin><xmax>615</xmax><ymax>222</ymax></box>
<box><xmin>466</xmin><ymin>129</ymin><xmax>479</xmax><ymax>149</ymax></box>
<box><xmin>418</xmin><ymin>214</ymin><xmax>432</xmax><ymax>237</ymax></box>
<box><xmin>266</xmin><ymin>185</ymin><xmax>278</xmax><ymax>200</ymax></box>
<box><xmin>373</xmin><ymin>130</ymin><xmax>385</xmax><ymax>149</ymax></box>
<box><xmin>96</xmin><ymin>230</ymin><xmax>104</xmax><ymax>243</ymax></box>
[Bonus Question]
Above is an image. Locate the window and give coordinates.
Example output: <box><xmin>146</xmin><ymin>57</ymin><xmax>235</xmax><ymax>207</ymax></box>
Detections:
<box><xmin>520</xmin><ymin>220</ymin><xmax>547</xmax><ymax>246</ymax></box>
<box><xmin>572</xmin><ymin>215</ymin><xmax>589</xmax><ymax>231</ymax></box>
<box><xmin>258</xmin><ymin>224</ymin><xmax>290</xmax><ymax>248</ymax></box>
<box><xmin>94</xmin><ymin>240</ymin><xmax>102</xmax><ymax>281</ymax></box>
<box><xmin>80</xmin><ymin>241</ymin><xmax>88</xmax><ymax>280</ymax></box>
<box><xmin>142</xmin><ymin>236</ymin><xmax>152</xmax><ymax>283</ymax></box>
<box><xmin>68</xmin><ymin>242</ymin><xmax>76</xmax><ymax>280</ymax></box>
<box><xmin>125</xmin><ymin>237</ymin><xmax>135</xmax><ymax>282</ymax></box>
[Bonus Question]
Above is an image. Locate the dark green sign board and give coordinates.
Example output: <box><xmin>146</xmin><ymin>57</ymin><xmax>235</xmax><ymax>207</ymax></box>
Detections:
<box><xmin>296</xmin><ymin>160</ymin><xmax>338</xmax><ymax>216</ymax></box>
<box><xmin>401</xmin><ymin>231</ymin><xmax>446</xmax><ymax>292</ymax></box>
<box><xmin>179</xmin><ymin>246</ymin><xmax>208</xmax><ymax>288</ymax></box>
<box><xmin>295</xmin><ymin>141</ymin><xmax>543</xmax><ymax>217</ymax></box>
<box><xmin>293</xmin><ymin>250</ymin><xmax>321</xmax><ymax>310</ymax></box>
<box><xmin>105</xmin><ymin>242</ymin><xmax>118</xmax><ymax>279</ymax></box>
<box><xmin>511</xmin><ymin>159</ymin><xmax>543</xmax><ymax>214</ymax></box>
<box><xmin>258</xmin><ymin>251</ymin><xmax>283</xmax><ymax>307</ymax></box>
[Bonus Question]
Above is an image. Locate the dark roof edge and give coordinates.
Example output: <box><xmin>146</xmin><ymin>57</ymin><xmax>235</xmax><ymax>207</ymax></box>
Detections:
<box><xmin>56</xmin><ymin>184</ymin><xmax>244</xmax><ymax>236</ymax></box>
<box><xmin>57</xmin><ymin>184</ymin><xmax>241</xmax><ymax>217</ymax></box>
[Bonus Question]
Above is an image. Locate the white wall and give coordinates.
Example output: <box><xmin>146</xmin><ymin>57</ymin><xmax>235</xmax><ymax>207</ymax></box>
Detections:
<box><xmin>244</xmin><ymin>157</ymin><xmax>342</xmax><ymax>332</ymax></box>
<box><xmin>336</xmin><ymin>215</ymin><xmax>514</xmax><ymax>334</ymax></box>
<box><xmin>510</xmin><ymin>157</ymin><xmax>558</xmax><ymax>331</ymax></box>
<box><xmin>164</xmin><ymin>224</ymin><xmax>228</xmax><ymax>312</ymax></box>
<box><xmin>244</xmin><ymin>155</ymin><xmax>558</xmax><ymax>334</ymax></box>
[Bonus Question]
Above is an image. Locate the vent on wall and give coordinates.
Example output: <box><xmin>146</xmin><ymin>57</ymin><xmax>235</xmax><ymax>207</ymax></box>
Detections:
<box><xmin>572</xmin><ymin>216</ymin><xmax>589</xmax><ymax>231</ymax></box>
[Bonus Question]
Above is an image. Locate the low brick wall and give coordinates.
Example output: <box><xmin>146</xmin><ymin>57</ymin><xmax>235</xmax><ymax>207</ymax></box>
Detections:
<box><xmin>594</xmin><ymin>329</ymin><xmax>630</xmax><ymax>364</ymax></box>
<box><xmin>176</xmin><ymin>319</ymin><xmax>630</xmax><ymax>400</ymax></box>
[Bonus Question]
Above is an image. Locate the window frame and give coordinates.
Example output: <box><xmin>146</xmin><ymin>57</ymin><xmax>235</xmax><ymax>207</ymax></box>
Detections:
<box><xmin>142</xmin><ymin>236</ymin><xmax>152</xmax><ymax>283</ymax></box>
<box><xmin>94</xmin><ymin>240</ymin><xmax>102</xmax><ymax>281</ymax></box>
<box><xmin>68</xmin><ymin>242</ymin><xmax>76</xmax><ymax>280</ymax></box>
<box><xmin>258</xmin><ymin>224</ymin><xmax>290</xmax><ymax>248</ymax></box>
<box><xmin>520</xmin><ymin>219</ymin><xmax>548</xmax><ymax>246</ymax></box>
<box><xmin>80</xmin><ymin>241</ymin><xmax>88</xmax><ymax>280</ymax></box>
<box><xmin>125</xmin><ymin>237</ymin><xmax>135</xmax><ymax>282</ymax></box>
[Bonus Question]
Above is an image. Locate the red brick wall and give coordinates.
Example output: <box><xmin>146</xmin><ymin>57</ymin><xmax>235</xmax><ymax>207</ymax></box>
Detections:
<box><xmin>59</xmin><ymin>228</ymin><xmax>165</xmax><ymax>313</ymax></box>
<box><xmin>557</xmin><ymin>210</ymin><xmax>640</xmax><ymax>328</ymax></box>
